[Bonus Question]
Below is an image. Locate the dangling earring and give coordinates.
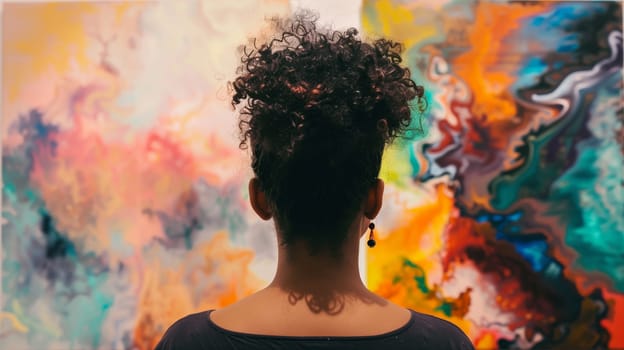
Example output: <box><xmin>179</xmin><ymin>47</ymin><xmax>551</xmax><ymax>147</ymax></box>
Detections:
<box><xmin>367</xmin><ymin>222</ymin><xmax>376</xmax><ymax>248</ymax></box>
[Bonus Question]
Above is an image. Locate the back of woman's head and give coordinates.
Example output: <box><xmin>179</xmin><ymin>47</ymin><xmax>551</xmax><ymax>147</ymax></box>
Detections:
<box><xmin>232</xmin><ymin>11</ymin><xmax>424</xmax><ymax>253</ymax></box>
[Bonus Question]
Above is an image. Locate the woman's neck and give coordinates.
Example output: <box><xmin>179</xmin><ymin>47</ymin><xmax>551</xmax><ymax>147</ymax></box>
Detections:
<box><xmin>269</xmin><ymin>237</ymin><xmax>372</xmax><ymax>314</ymax></box>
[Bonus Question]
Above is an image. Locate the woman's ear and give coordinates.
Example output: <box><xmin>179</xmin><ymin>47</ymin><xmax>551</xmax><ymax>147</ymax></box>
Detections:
<box><xmin>364</xmin><ymin>178</ymin><xmax>384</xmax><ymax>220</ymax></box>
<box><xmin>249</xmin><ymin>178</ymin><xmax>272</xmax><ymax>220</ymax></box>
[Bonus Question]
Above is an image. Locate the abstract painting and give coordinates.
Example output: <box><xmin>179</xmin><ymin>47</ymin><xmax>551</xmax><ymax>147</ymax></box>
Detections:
<box><xmin>2</xmin><ymin>0</ymin><xmax>623</xmax><ymax>349</ymax></box>
<box><xmin>363</xmin><ymin>1</ymin><xmax>623</xmax><ymax>349</ymax></box>
<box><xmin>2</xmin><ymin>1</ymin><xmax>288</xmax><ymax>348</ymax></box>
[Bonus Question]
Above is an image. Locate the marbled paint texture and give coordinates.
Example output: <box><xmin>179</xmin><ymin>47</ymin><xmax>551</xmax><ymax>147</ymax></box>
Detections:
<box><xmin>364</xmin><ymin>1</ymin><xmax>623</xmax><ymax>349</ymax></box>
<box><xmin>2</xmin><ymin>1</ymin><xmax>623</xmax><ymax>349</ymax></box>
<box><xmin>2</xmin><ymin>1</ymin><xmax>287</xmax><ymax>349</ymax></box>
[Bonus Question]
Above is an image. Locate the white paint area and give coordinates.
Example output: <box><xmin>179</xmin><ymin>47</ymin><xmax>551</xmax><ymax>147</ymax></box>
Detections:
<box><xmin>290</xmin><ymin>0</ymin><xmax>362</xmax><ymax>30</ymax></box>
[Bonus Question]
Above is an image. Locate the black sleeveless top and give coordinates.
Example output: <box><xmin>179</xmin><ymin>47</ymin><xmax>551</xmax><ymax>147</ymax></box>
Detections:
<box><xmin>155</xmin><ymin>309</ymin><xmax>474</xmax><ymax>349</ymax></box>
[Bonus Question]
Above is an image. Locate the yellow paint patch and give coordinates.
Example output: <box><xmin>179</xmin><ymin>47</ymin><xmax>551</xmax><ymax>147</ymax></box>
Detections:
<box><xmin>3</xmin><ymin>3</ymin><xmax>136</xmax><ymax>101</ymax></box>
<box><xmin>0</xmin><ymin>312</ymin><xmax>29</xmax><ymax>333</ymax></box>
<box><xmin>362</xmin><ymin>0</ymin><xmax>439</xmax><ymax>49</ymax></box>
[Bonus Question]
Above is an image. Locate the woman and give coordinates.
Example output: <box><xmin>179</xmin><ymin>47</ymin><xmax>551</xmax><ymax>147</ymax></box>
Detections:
<box><xmin>156</xmin><ymin>12</ymin><xmax>473</xmax><ymax>350</ymax></box>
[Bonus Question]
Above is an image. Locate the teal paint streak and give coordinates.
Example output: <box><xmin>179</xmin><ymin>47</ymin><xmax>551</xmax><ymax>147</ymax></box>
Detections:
<box><xmin>403</xmin><ymin>258</ymin><xmax>430</xmax><ymax>294</ymax></box>
<box><xmin>489</xmin><ymin>87</ymin><xmax>598</xmax><ymax>211</ymax></box>
<box><xmin>550</xmin><ymin>78</ymin><xmax>624</xmax><ymax>291</ymax></box>
<box><xmin>409</xmin><ymin>144</ymin><xmax>421</xmax><ymax>177</ymax></box>
<box><xmin>488</xmin><ymin>128</ymin><xmax>553</xmax><ymax>210</ymax></box>
<box><xmin>62</xmin><ymin>273</ymin><xmax>114</xmax><ymax>348</ymax></box>
<box><xmin>4</xmin><ymin>181</ymin><xmax>17</xmax><ymax>196</ymax></box>
<box><xmin>435</xmin><ymin>302</ymin><xmax>453</xmax><ymax>317</ymax></box>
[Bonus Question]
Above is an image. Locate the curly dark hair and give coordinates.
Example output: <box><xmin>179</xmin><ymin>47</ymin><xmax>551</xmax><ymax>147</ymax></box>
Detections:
<box><xmin>231</xmin><ymin>12</ymin><xmax>425</xmax><ymax>253</ymax></box>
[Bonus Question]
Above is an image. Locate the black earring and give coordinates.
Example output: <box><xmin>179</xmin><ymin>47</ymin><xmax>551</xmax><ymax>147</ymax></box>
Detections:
<box><xmin>367</xmin><ymin>222</ymin><xmax>376</xmax><ymax>248</ymax></box>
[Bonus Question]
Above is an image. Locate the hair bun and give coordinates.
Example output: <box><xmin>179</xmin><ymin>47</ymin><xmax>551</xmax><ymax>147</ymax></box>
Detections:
<box><xmin>232</xmin><ymin>11</ymin><xmax>424</xmax><ymax>153</ymax></box>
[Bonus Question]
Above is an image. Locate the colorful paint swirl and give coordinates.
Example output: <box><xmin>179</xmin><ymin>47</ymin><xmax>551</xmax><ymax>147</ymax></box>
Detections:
<box><xmin>364</xmin><ymin>1</ymin><xmax>623</xmax><ymax>349</ymax></box>
<box><xmin>2</xmin><ymin>1</ymin><xmax>622</xmax><ymax>349</ymax></box>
